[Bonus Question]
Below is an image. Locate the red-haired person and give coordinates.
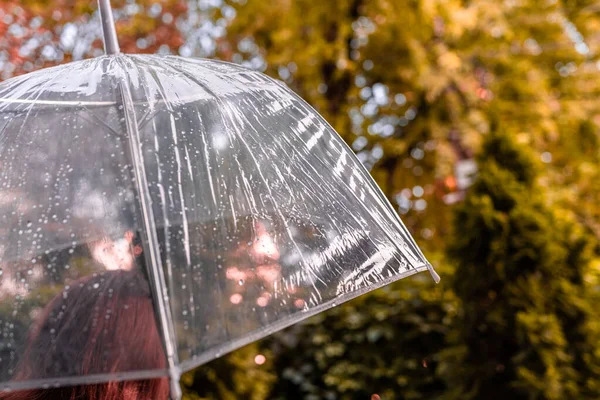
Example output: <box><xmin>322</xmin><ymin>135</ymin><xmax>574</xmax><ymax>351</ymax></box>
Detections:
<box><xmin>1</xmin><ymin>269</ymin><xmax>169</xmax><ymax>400</ymax></box>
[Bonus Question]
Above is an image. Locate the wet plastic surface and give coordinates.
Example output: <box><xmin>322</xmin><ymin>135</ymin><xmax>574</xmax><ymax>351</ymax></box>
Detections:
<box><xmin>0</xmin><ymin>55</ymin><xmax>433</xmax><ymax>391</ymax></box>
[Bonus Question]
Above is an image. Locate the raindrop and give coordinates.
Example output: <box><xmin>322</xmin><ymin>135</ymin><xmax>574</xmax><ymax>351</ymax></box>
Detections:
<box><xmin>93</xmin><ymin>283</ymin><xmax>100</xmax><ymax>289</ymax></box>
<box><xmin>238</xmin><ymin>279</ymin><xmax>244</xmax><ymax>286</ymax></box>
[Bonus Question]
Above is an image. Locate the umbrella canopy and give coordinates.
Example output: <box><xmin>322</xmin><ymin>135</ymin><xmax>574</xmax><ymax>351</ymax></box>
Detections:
<box><xmin>0</xmin><ymin>1</ymin><xmax>438</xmax><ymax>398</ymax></box>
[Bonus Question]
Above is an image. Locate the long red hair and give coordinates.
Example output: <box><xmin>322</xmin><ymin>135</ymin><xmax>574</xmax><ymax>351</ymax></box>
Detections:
<box><xmin>1</xmin><ymin>269</ymin><xmax>169</xmax><ymax>400</ymax></box>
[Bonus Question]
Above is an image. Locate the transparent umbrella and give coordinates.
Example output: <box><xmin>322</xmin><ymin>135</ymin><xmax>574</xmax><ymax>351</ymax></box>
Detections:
<box><xmin>0</xmin><ymin>1</ymin><xmax>439</xmax><ymax>398</ymax></box>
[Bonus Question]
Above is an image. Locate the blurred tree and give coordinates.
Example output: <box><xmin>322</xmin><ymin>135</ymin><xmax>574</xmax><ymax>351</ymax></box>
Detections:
<box><xmin>441</xmin><ymin>131</ymin><xmax>600</xmax><ymax>400</ymax></box>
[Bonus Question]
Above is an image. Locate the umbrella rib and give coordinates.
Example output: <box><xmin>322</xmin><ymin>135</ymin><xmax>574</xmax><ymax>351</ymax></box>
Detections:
<box><xmin>130</xmin><ymin>57</ymin><xmax>213</xmax><ymax>344</ymax></box>
<box><xmin>114</xmin><ymin>56</ymin><xmax>182</xmax><ymax>400</ymax></box>
<box><xmin>243</xmin><ymin>110</ymin><xmax>373</xmax><ymax>283</ymax></box>
<box><xmin>129</xmin><ymin>57</ymin><xmax>184</xmax><ymax>316</ymax></box>
<box><xmin>278</xmin><ymin>83</ymin><xmax>432</xmax><ymax>273</ymax></box>
<box><xmin>79</xmin><ymin>107</ymin><xmax>122</xmax><ymax>138</ymax></box>
<box><xmin>295</xmin><ymin>95</ymin><xmax>431</xmax><ymax>268</ymax></box>
<box><xmin>235</xmin><ymin>92</ymin><xmax>414</xmax><ymax>281</ymax></box>
<box><xmin>80</xmin><ymin>103</ymin><xmax>157</xmax><ymax>139</ymax></box>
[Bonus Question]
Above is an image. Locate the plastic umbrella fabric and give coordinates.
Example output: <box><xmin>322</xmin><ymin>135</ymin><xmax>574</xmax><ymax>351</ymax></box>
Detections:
<box><xmin>0</xmin><ymin>1</ymin><xmax>439</xmax><ymax>398</ymax></box>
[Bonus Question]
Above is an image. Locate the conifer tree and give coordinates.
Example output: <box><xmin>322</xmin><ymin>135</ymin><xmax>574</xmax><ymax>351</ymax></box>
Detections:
<box><xmin>442</xmin><ymin>131</ymin><xmax>600</xmax><ymax>400</ymax></box>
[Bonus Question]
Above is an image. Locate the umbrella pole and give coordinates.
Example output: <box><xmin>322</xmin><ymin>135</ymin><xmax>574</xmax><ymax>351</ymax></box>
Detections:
<box><xmin>98</xmin><ymin>0</ymin><xmax>120</xmax><ymax>54</ymax></box>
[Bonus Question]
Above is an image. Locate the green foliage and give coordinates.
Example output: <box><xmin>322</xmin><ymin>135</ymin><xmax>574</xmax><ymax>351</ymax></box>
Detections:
<box><xmin>442</xmin><ymin>131</ymin><xmax>600</xmax><ymax>400</ymax></box>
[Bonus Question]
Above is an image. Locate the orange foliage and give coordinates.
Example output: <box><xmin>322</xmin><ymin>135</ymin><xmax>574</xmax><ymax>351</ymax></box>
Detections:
<box><xmin>0</xmin><ymin>0</ymin><xmax>188</xmax><ymax>79</ymax></box>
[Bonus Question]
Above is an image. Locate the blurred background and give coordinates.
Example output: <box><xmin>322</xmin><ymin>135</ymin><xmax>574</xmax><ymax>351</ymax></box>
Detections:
<box><xmin>1</xmin><ymin>0</ymin><xmax>599</xmax><ymax>399</ymax></box>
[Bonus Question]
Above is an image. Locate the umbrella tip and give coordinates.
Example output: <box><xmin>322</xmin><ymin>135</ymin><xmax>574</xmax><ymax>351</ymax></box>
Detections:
<box><xmin>98</xmin><ymin>0</ymin><xmax>120</xmax><ymax>55</ymax></box>
<box><xmin>426</xmin><ymin>263</ymin><xmax>441</xmax><ymax>284</ymax></box>
<box><xmin>169</xmin><ymin>367</ymin><xmax>183</xmax><ymax>400</ymax></box>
